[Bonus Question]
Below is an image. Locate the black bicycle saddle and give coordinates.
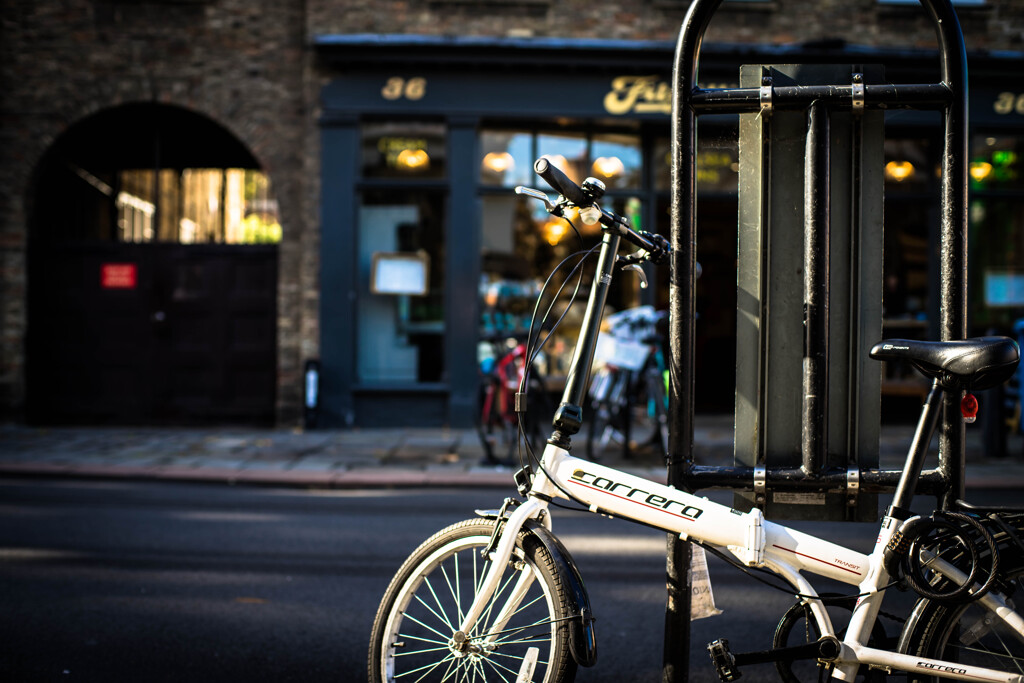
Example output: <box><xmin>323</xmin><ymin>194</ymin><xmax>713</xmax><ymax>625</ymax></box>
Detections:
<box><xmin>869</xmin><ymin>336</ymin><xmax>1020</xmax><ymax>391</ymax></box>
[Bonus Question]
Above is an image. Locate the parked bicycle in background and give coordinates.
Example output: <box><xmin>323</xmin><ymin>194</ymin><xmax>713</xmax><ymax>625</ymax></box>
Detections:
<box><xmin>585</xmin><ymin>305</ymin><xmax>670</xmax><ymax>462</ymax></box>
<box><xmin>476</xmin><ymin>326</ymin><xmax>552</xmax><ymax>466</ymax></box>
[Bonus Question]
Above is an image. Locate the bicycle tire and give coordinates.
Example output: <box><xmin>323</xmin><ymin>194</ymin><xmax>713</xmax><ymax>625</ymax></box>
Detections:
<box><xmin>897</xmin><ymin>513</ymin><xmax>1024</xmax><ymax>682</ymax></box>
<box><xmin>368</xmin><ymin>518</ymin><xmax>577</xmax><ymax>683</ymax></box>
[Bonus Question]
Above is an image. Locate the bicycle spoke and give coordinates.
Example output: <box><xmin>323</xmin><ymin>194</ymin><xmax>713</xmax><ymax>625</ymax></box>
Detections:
<box><xmin>480</xmin><ymin>652</ymin><xmax>518</xmax><ymax>682</ymax></box>
<box><xmin>394</xmin><ymin>644</ymin><xmax>453</xmax><ymax>658</ymax></box>
<box><xmin>438</xmin><ymin>656</ymin><xmax>460</xmax><ymax>683</ymax></box>
<box><xmin>395</xmin><ymin>632</ymin><xmax>451</xmax><ymax>648</ymax></box>
<box><xmin>441</xmin><ymin>562</ymin><xmax>464</xmax><ymax>627</ymax></box>
<box><xmin>950</xmin><ymin>638</ymin><xmax>1024</xmax><ymax>673</ymax></box>
<box><xmin>414</xmin><ymin>588</ymin><xmax>455</xmax><ymax>633</ymax></box>
<box><xmin>498</xmin><ymin>592</ymin><xmax>544</xmax><ymax>626</ymax></box>
<box><xmin>394</xmin><ymin>651</ymin><xmax>458</xmax><ymax>681</ymax></box>
<box><xmin>474</xmin><ymin>565</ymin><xmax>519</xmax><ymax>637</ymax></box>
<box><xmin>424</xmin><ymin>570</ymin><xmax>459</xmax><ymax>631</ymax></box>
<box><xmin>401</xmin><ymin>611</ymin><xmax>456</xmax><ymax>643</ymax></box>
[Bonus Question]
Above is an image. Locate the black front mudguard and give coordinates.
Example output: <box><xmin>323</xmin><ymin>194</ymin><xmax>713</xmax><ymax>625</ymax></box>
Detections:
<box><xmin>523</xmin><ymin>519</ymin><xmax>598</xmax><ymax>668</ymax></box>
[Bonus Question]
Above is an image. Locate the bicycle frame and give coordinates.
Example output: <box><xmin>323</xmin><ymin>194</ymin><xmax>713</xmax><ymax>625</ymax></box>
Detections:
<box><xmin>459</xmin><ymin>439</ymin><xmax>1024</xmax><ymax>682</ymax></box>
<box><xmin>455</xmin><ymin>226</ymin><xmax>1024</xmax><ymax>683</ymax></box>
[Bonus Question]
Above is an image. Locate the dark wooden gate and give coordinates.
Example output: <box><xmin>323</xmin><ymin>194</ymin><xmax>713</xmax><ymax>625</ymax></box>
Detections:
<box><xmin>26</xmin><ymin>244</ymin><xmax>278</xmax><ymax>425</ymax></box>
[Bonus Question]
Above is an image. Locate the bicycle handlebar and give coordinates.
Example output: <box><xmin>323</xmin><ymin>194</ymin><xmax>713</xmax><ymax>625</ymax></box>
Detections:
<box><xmin>531</xmin><ymin>157</ymin><xmax>670</xmax><ymax>265</ymax></box>
<box><xmin>534</xmin><ymin>157</ymin><xmax>587</xmax><ymax>206</ymax></box>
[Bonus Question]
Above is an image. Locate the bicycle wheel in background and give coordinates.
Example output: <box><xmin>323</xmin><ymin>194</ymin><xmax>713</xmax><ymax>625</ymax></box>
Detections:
<box><xmin>898</xmin><ymin>512</ymin><xmax>1024</xmax><ymax>682</ymax></box>
<box><xmin>585</xmin><ymin>364</ymin><xmax>667</xmax><ymax>462</ymax></box>
<box><xmin>584</xmin><ymin>366</ymin><xmax>629</xmax><ymax>461</ymax></box>
<box><xmin>636</xmin><ymin>362</ymin><xmax>669</xmax><ymax>459</ymax></box>
<box><xmin>368</xmin><ymin>519</ymin><xmax>577</xmax><ymax>683</ymax></box>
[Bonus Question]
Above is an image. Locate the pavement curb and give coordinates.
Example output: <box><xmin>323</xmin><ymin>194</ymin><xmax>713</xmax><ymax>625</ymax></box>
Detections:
<box><xmin>3</xmin><ymin>461</ymin><xmax>1021</xmax><ymax>491</ymax></box>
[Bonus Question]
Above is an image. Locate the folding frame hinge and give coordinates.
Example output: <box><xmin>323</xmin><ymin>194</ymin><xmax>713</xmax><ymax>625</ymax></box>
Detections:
<box><xmin>730</xmin><ymin>507</ymin><xmax>766</xmax><ymax>566</ymax></box>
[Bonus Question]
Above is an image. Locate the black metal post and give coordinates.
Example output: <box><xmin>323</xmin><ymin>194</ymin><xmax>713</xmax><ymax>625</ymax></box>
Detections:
<box><xmin>802</xmin><ymin>102</ymin><xmax>831</xmax><ymax>476</ymax></box>
<box><xmin>922</xmin><ymin>0</ymin><xmax>970</xmax><ymax>510</ymax></box>
<box><xmin>667</xmin><ymin>2</ymin><xmax>724</xmax><ymax>679</ymax></box>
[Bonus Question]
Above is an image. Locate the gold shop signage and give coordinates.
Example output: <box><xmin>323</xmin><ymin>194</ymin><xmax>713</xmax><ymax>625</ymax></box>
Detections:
<box><xmin>604</xmin><ymin>76</ymin><xmax>672</xmax><ymax>115</ymax></box>
<box><xmin>603</xmin><ymin>75</ymin><xmax>739</xmax><ymax>116</ymax></box>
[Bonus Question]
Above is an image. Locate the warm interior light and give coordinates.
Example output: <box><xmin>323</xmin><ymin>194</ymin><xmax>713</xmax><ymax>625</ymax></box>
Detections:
<box><xmin>884</xmin><ymin>160</ymin><xmax>915</xmax><ymax>182</ymax></box>
<box><xmin>542</xmin><ymin>217</ymin><xmax>568</xmax><ymax>246</ymax></box>
<box><xmin>482</xmin><ymin>151</ymin><xmax>515</xmax><ymax>174</ymax></box>
<box><xmin>970</xmin><ymin>161</ymin><xmax>993</xmax><ymax>182</ymax></box>
<box><xmin>396</xmin><ymin>148</ymin><xmax>430</xmax><ymax>171</ymax></box>
<box><xmin>592</xmin><ymin>156</ymin><xmax>625</xmax><ymax>178</ymax></box>
<box><xmin>542</xmin><ymin>155</ymin><xmax>569</xmax><ymax>173</ymax></box>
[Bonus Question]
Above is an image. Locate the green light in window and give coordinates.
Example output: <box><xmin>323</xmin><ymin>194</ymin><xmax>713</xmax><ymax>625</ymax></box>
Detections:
<box><xmin>992</xmin><ymin>150</ymin><xmax>1017</xmax><ymax>167</ymax></box>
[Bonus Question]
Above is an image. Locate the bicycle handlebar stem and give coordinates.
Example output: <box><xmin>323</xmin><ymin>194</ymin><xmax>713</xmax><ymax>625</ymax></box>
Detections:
<box><xmin>523</xmin><ymin>156</ymin><xmax>669</xmax><ymax>447</ymax></box>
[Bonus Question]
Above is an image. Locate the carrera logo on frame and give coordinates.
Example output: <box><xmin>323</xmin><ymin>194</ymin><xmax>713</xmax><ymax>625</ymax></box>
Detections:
<box><xmin>571</xmin><ymin>469</ymin><xmax>705</xmax><ymax>520</ymax></box>
<box><xmin>916</xmin><ymin>662</ymin><xmax>967</xmax><ymax>676</ymax></box>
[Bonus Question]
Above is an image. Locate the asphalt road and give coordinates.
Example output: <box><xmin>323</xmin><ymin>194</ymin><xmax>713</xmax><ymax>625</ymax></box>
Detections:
<box><xmin>1</xmin><ymin>478</ymin><xmax>1018</xmax><ymax>682</ymax></box>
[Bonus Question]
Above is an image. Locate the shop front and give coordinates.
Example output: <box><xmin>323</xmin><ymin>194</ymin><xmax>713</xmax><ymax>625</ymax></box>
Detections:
<box><xmin>316</xmin><ymin>36</ymin><xmax>1024</xmax><ymax>429</ymax></box>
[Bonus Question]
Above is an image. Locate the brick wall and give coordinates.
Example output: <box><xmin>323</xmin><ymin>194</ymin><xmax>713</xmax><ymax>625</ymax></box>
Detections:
<box><xmin>0</xmin><ymin>0</ymin><xmax>312</xmax><ymax>424</ymax></box>
<box><xmin>1</xmin><ymin>0</ymin><xmax>1021</xmax><ymax>425</ymax></box>
<box><xmin>305</xmin><ymin>0</ymin><xmax>1023</xmax><ymax>51</ymax></box>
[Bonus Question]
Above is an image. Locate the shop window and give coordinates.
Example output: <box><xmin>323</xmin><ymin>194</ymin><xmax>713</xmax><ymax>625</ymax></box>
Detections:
<box><xmin>970</xmin><ymin>199</ymin><xmax>1024</xmax><ymax>332</ymax></box>
<box><xmin>109</xmin><ymin>168</ymin><xmax>279</xmax><ymax>244</ymax></box>
<box><xmin>970</xmin><ymin>135</ymin><xmax>1021</xmax><ymax>192</ymax></box>
<box><xmin>536</xmin><ymin>131</ymin><xmax>588</xmax><ymax>185</ymax></box>
<box><xmin>34</xmin><ymin>103</ymin><xmax>276</xmax><ymax>246</ymax></box>
<box><xmin>653</xmin><ymin>134</ymin><xmax>738</xmax><ymax>193</ymax></box>
<box><xmin>590</xmin><ymin>133</ymin><xmax>642</xmax><ymax>190</ymax></box>
<box><xmin>361</xmin><ymin>122</ymin><xmax>446</xmax><ymax>179</ymax></box>
<box><xmin>882</xmin><ymin>138</ymin><xmax>933</xmax><ymax>344</ymax></box>
<box><xmin>884</xmin><ymin>138</ymin><xmax>933</xmax><ymax>193</ymax></box>
<box><xmin>357</xmin><ymin>190</ymin><xmax>446</xmax><ymax>384</ymax></box>
<box><xmin>969</xmin><ymin>134</ymin><xmax>1024</xmax><ymax>333</ymax></box>
<box><xmin>479</xmin><ymin>190</ymin><xmax>646</xmax><ymax>378</ymax></box>
<box><xmin>480</xmin><ymin>130</ymin><xmax>533</xmax><ymax>188</ymax></box>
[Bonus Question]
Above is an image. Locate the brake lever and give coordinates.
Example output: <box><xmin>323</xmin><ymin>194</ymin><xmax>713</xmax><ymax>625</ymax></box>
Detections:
<box><xmin>515</xmin><ymin>186</ymin><xmax>561</xmax><ymax>215</ymax></box>
<box><xmin>623</xmin><ymin>263</ymin><xmax>648</xmax><ymax>289</ymax></box>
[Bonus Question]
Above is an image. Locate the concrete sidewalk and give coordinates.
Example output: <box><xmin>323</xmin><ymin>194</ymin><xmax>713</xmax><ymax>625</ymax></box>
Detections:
<box><xmin>0</xmin><ymin>415</ymin><xmax>1022</xmax><ymax>490</ymax></box>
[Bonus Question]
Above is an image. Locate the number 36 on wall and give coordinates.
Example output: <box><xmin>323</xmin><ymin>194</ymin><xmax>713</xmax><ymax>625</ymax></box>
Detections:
<box><xmin>994</xmin><ymin>91</ymin><xmax>1024</xmax><ymax>116</ymax></box>
<box><xmin>382</xmin><ymin>77</ymin><xmax>427</xmax><ymax>101</ymax></box>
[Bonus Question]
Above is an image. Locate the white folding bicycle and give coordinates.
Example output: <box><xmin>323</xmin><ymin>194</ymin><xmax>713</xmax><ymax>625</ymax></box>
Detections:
<box><xmin>369</xmin><ymin>157</ymin><xmax>1024</xmax><ymax>683</ymax></box>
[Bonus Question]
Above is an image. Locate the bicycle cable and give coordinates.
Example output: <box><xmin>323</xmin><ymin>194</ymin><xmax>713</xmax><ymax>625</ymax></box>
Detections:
<box><xmin>513</xmin><ymin>213</ymin><xmax>604</xmax><ymax>509</ymax></box>
<box><xmin>517</xmin><ymin>249</ymin><xmax>600</xmax><ymax>505</ymax></box>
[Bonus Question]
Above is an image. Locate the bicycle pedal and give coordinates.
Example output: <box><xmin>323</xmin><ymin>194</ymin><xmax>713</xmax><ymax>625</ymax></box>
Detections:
<box><xmin>707</xmin><ymin>639</ymin><xmax>741</xmax><ymax>681</ymax></box>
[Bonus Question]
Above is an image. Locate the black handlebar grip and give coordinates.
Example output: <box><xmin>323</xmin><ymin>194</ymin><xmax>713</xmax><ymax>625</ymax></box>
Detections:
<box><xmin>534</xmin><ymin>157</ymin><xmax>587</xmax><ymax>206</ymax></box>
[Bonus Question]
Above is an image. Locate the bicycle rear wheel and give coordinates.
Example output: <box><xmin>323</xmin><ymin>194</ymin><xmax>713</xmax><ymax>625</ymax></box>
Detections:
<box><xmin>368</xmin><ymin>519</ymin><xmax>577</xmax><ymax>683</ymax></box>
<box><xmin>897</xmin><ymin>512</ymin><xmax>1024</xmax><ymax>681</ymax></box>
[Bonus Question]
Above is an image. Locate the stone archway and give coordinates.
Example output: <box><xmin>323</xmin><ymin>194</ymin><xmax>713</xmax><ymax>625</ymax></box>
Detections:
<box><xmin>26</xmin><ymin>103</ymin><xmax>280</xmax><ymax>425</ymax></box>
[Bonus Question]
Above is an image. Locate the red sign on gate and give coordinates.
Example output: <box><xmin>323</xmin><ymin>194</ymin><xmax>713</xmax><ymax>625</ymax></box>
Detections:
<box><xmin>101</xmin><ymin>263</ymin><xmax>138</xmax><ymax>289</ymax></box>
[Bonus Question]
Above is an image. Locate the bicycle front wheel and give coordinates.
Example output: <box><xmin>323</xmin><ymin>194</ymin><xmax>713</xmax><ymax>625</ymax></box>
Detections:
<box><xmin>368</xmin><ymin>519</ymin><xmax>578</xmax><ymax>683</ymax></box>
